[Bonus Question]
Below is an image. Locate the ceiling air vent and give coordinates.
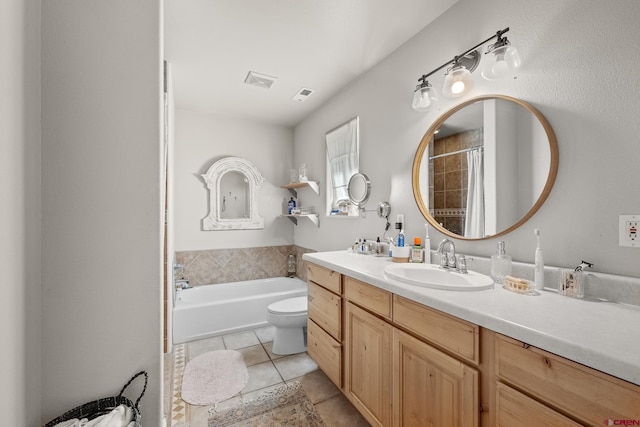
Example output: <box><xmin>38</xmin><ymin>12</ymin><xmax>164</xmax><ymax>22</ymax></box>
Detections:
<box><xmin>292</xmin><ymin>87</ymin><xmax>315</xmax><ymax>102</ymax></box>
<box><xmin>244</xmin><ymin>71</ymin><xmax>277</xmax><ymax>89</ymax></box>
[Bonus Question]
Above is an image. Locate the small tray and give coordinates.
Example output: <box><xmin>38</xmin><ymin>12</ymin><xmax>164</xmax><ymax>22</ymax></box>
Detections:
<box><xmin>503</xmin><ymin>276</ymin><xmax>534</xmax><ymax>294</ymax></box>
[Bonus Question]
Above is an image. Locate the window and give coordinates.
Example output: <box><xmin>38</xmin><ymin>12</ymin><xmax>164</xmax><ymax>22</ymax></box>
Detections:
<box><xmin>325</xmin><ymin>117</ymin><xmax>359</xmax><ymax>216</ymax></box>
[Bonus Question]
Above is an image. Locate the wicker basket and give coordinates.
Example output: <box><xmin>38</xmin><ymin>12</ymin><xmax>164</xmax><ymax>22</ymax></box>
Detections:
<box><xmin>43</xmin><ymin>371</ymin><xmax>148</xmax><ymax>427</ymax></box>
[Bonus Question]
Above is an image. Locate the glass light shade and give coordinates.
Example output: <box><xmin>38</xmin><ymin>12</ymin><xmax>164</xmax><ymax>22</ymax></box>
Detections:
<box><xmin>412</xmin><ymin>85</ymin><xmax>438</xmax><ymax>112</ymax></box>
<box><xmin>481</xmin><ymin>45</ymin><xmax>521</xmax><ymax>80</ymax></box>
<box><xmin>442</xmin><ymin>66</ymin><xmax>474</xmax><ymax>98</ymax></box>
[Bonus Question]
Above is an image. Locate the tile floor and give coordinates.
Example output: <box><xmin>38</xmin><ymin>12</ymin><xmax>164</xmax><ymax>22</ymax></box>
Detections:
<box><xmin>165</xmin><ymin>326</ymin><xmax>370</xmax><ymax>427</ymax></box>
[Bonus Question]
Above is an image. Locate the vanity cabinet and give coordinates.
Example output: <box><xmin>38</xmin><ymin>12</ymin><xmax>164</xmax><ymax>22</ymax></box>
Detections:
<box><xmin>306</xmin><ymin>264</ymin><xmax>342</xmax><ymax>387</ymax></box>
<box><xmin>343</xmin><ymin>276</ymin><xmax>478</xmax><ymax>427</ymax></box>
<box><xmin>495</xmin><ymin>334</ymin><xmax>640</xmax><ymax>426</ymax></box>
<box><xmin>304</xmin><ymin>259</ymin><xmax>640</xmax><ymax>427</ymax></box>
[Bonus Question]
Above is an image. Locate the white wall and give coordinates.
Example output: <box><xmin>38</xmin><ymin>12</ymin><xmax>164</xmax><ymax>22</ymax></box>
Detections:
<box><xmin>294</xmin><ymin>0</ymin><xmax>640</xmax><ymax>278</ymax></box>
<box><xmin>0</xmin><ymin>0</ymin><xmax>42</xmax><ymax>425</ymax></box>
<box><xmin>174</xmin><ymin>109</ymin><xmax>294</xmax><ymax>251</ymax></box>
<box><xmin>41</xmin><ymin>1</ymin><xmax>162</xmax><ymax>425</ymax></box>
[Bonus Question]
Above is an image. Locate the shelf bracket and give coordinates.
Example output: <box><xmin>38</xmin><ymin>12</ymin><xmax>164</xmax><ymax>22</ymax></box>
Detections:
<box><xmin>306</xmin><ymin>181</ymin><xmax>319</xmax><ymax>195</ymax></box>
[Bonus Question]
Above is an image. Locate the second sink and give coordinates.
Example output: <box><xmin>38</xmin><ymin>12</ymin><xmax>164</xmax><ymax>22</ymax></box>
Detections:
<box><xmin>384</xmin><ymin>263</ymin><xmax>494</xmax><ymax>291</ymax></box>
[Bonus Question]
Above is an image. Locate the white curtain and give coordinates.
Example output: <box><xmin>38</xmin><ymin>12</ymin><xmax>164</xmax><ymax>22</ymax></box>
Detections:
<box><xmin>326</xmin><ymin>118</ymin><xmax>359</xmax><ymax>208</ymax></box>
<box><xmin>465</xmin><ymin>149</ymin><xmax>485</xmax><ymax>238</ymax></box>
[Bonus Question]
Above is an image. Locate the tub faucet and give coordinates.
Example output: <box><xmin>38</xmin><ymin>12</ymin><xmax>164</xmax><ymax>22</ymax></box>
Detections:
<box><xmin>437</xmin><ymin>238</ymin><xmax>457</xmax><ymax>270</ymax></box>
<box><xmin>175</xmin><ymin>278</ymin><xmax>191</xmax><ymax>290</ymax></box>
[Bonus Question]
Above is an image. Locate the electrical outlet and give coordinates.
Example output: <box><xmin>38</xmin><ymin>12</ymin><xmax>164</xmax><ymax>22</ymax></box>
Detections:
<box><xmin>619</xmin><ymin>214</ymin><xmax>639</xmax><ymax>247</ymax></box>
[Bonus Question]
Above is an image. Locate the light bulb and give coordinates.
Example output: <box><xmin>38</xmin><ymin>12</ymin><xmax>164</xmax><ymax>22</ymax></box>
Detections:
<box><xmin>442</xmin><ymin>65</ymin><xmax>473</xmax><ymax>98</ymax></box>
<box><xmin>412</xmin><ymin>84</ymin><xmax>438</xmax><ymax>112</ymax></box>
<box><xmin>451</xmin><ymin>81</ymin><xmax>466</xmax><ymax>94</ymax></box>
<box><xmin>482</xmin><ymin>45</ymin><xmax>521</xmax><ymax>80</ymax></box>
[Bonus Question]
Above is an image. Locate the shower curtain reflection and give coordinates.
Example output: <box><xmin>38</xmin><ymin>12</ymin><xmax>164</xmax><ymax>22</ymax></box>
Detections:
<box><xmin>464</xmin><ymin>148</ymin><xmax>485</xmax><ymax>238</ymax></box>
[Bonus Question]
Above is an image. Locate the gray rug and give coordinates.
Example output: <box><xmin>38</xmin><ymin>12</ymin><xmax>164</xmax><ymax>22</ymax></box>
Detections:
<box><xmin>209</xmin><ymin>382</ymin><xmax>325</xmax><ymax>427</ymax></box>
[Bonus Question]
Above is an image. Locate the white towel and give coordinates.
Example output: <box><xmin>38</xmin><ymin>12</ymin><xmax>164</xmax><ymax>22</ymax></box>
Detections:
<box><xmin>53</xmin><ymin>405</ymin><xmax>134</xmax><ymax>427</ymax></box>
<box><xmin>85</xmin><ymin>405</ymin><xmax>134</xmax><ymax>427</ymax></box>
<box><xmin>53</xmin><ymin>420</ymin><xmax>85</xmax><ymax>427</ymax></box>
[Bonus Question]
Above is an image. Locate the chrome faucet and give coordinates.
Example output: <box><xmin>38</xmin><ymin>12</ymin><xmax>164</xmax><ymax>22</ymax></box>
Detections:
<box><xmin>174</xmin><ymin>263</ymin><xmax>191</xmax><ymax>290</ymax></box>
<box><xmin>175</xmin><ymin>278</ymin><xmax>191</xmax><ymax>290</ymax></box>
<box><xmin>437</xmin><ymin>238</ymin><xmax>457</xmax><ymax>270</ymax></box>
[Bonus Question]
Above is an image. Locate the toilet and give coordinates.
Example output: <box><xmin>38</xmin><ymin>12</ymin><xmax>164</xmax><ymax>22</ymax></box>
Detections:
<box><xmin>266</xmin><ymin>296</ymin><xmax>308</xmax><ymax>355</ymax></box>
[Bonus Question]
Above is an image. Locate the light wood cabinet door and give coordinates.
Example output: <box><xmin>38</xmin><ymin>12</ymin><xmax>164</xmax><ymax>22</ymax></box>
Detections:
<box><xmin>393</xmin><ymin>328</ymin><xmax>479</xmax><ymax>427</ymax></box>
<box><xmin>344</xmin><ymin>302</ymin><xmax>393</xmax><ymax>427</ymax></box>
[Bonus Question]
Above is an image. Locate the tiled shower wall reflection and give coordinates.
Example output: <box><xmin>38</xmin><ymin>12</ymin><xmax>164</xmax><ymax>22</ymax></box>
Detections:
<box><xmin>175</xmin><ymin>245</ymin><xmax>315</xmax><ymax>286</ymax></box>
<box><xmin>431</xmin><ymin>128</ymin><xmax>483</xmax><ymax>236</ymax></box>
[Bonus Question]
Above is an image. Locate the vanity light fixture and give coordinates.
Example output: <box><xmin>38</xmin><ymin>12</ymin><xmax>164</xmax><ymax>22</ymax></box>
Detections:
<box><xmin>411</xmin><ymin>76</ymin><xmax>438</xmax><ymax>112</ymax></box>
<box><xmin>412</xmin><ymin>27</ymin><xmax>521</xmax><ymax>111</ymax></box>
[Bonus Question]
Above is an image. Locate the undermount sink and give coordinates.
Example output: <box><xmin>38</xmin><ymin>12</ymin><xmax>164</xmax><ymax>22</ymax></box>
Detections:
<box><xmin>384</xmin><ymin>263</ymin><xmax>494</xmax><ymax>291</ymax></box>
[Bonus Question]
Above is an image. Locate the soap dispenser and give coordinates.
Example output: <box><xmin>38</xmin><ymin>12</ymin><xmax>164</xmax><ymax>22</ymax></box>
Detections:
<box><xmin>491</xmin><ymin>241</ymin><xmax>512</xmax><ymax>284</ymax></box>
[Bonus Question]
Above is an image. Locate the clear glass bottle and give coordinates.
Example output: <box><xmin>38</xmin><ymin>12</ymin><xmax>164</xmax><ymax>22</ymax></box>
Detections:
<box><xmin>491</xmin><ymin>241</ymin><xmax>512</xmax><ymax>284</ymax></box>
<box><xmin>287</xmin><ymin>254</ymin><xmax>296</xmax><ymax>277</ymax></box>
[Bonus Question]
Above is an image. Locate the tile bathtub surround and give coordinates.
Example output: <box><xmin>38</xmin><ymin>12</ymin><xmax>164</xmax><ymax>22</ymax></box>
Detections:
<box><xmin>175</xmin><ymin>245</ymin><xmax>315</xmax><ymax>286</ymax></box>
<box><xmin>165</xmin><ymin>326</ymin><xmax>369</xmax><ymax>427</ymax></box>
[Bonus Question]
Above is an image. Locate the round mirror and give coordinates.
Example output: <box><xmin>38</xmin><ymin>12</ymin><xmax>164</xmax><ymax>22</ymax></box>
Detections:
<box><xmin>412</xmin><ymin>95</ymin><xmax>558</xmax><ymax>240</ymax></box>
<box><xmin>348</xmin><ymin>172</ymin><xmax>371</xmax><ymax>207</ymax></box>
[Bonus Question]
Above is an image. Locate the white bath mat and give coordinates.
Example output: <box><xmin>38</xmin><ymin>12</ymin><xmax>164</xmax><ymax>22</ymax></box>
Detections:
<box><xmin>181</xmin><ymin>350</ymin><xmax>248</xmax><ymax>406</ymax></box>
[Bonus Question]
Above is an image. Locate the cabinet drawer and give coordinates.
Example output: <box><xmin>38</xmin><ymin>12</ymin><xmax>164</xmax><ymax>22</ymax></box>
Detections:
<box><xmin>496</xmin><ymin>382</ymin><xmax>580</xmax><ymax>427</ymax></box>
<box><xmin>307</xmin><ymin>263</ymin><xmax>341</xmax><ymax>294</ymax></box>
<box><xmin>393</xmin><ymin>295</ymin><xmax>479</xmax><ymax>364</ymax></box>
<box><xmin>308</xmin><ymin>281</ymin><xmax>342</xmax><ymax>340</ymax></box>
<box><xmin>308</xmin><ymin>319</ymin><xmax>342</xmax><ymax>388</ymax></box>
<box><xmin>344</xmin><ymin>276</ymin><xmax>392</xmax><ymax>320</ymax></box>
<box><xmin>495</xmin><ymin>334</ymin><xmax>640</xmax><ymax>426</ymax></box>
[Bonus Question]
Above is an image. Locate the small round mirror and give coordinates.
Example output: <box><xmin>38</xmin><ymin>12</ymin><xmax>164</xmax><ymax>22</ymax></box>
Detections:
<box><xmin>348</xmin><ymin>172</ymin><xmax>371</xmax><ymax>207</ymax></box>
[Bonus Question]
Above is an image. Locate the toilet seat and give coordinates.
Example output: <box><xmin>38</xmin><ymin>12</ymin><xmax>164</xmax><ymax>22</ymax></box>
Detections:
<box><xmin>267</xmin><ymin>296</ymin><xmax>307</xmax><ymax>315</ymax></box>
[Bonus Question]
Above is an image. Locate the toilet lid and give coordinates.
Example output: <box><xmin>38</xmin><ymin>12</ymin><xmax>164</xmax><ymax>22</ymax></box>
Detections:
<box><xmin>267</xmin><ymin>296</ymin><xmax>307</xmax><ymax>314</ymax></box>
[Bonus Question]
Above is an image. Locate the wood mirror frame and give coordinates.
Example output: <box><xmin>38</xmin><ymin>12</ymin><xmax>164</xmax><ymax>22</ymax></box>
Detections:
<box><xmin>411</xmin><ymin>95</ymin><xmax>559</xmax><ymax>240</ymax></box>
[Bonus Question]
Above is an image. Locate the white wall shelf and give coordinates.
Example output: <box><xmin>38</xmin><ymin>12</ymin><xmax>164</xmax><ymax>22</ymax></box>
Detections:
<box><xmin>280</xmin><ymin>214</ymin><xmax>319</xmax><ymax>227</ymax></box>
<box><xmin>281</xmin><ymin>180</ymin><xmax>320</xmax><ymax>227</ymax></box>
<box><xmin>281</xmin><ymin>181</ymin><xmax>319</xmax><ymax>198</ymax></box>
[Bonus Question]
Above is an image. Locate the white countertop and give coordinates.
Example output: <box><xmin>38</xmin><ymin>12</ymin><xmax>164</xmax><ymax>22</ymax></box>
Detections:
<box><xmin>303</xmin><ymin>250</ymin><xmax>640</xmax><ymax>386</ymax></box>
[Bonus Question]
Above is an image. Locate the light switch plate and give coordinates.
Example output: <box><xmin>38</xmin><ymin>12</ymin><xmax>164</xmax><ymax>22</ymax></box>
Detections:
<box><xmin>619</xmin><ymin>214</ymin><xmax>639</xmax><ymax>247</ymax></box>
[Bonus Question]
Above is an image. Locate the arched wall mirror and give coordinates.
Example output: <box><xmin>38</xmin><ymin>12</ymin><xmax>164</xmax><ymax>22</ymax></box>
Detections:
<box><xmin>201</xmin><ymin>156</ymin><xmax>266</xmax><ymax>230</ymax></box>
<box><xmin>412</xmin><ymin>95</ymin><xmax>559</xmax><ymax>240</ymax></box>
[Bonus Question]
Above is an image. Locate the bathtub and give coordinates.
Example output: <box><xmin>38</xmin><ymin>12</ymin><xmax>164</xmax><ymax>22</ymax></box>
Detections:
<box><xmin>173</xmin><ymin>277</ymin><xmax>307</xmax><ymax>344</ymax></box>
